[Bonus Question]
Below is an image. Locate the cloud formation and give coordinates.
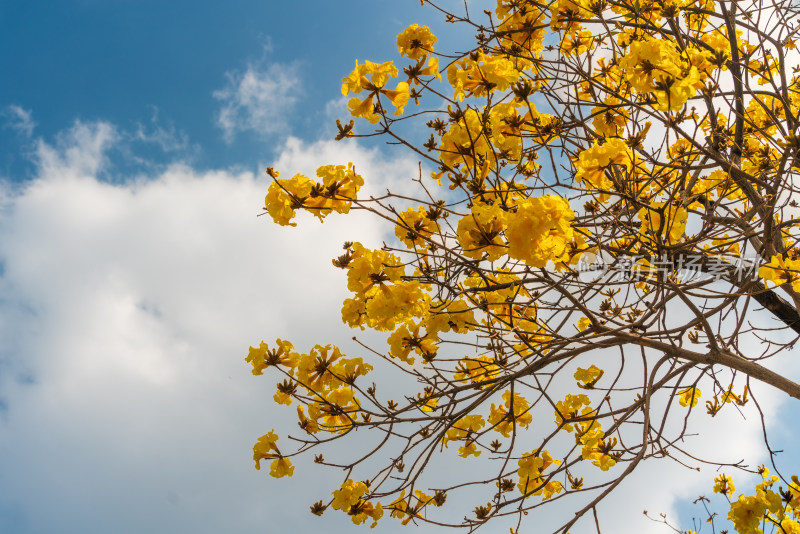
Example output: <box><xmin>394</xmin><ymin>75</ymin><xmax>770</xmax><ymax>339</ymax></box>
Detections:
<box><xmin>2</xmin><ymin>105</ymin><xmax>36</xmax><ymax>138</ymax></box>
<box><xmin>132</xmin><ymin>107</ymin><xmax>192</xmax><ymax>154</ymax></box>
<box><xmin>213</xmin><ymin>62</ymin><xmax>302</xmax><ymax>143</ymax></box>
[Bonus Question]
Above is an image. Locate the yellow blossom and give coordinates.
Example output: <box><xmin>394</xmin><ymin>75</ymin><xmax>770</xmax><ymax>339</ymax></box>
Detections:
<box><xmin>264</xmin><ymin>174</ymin><xmax>314</xmax><ymax>226</ymax></box>
<box><xmin>574</xmin><ymin>365</ymin><xmax>604</xmax><ymax>388</ymax></box>
<box><xmin>456</xmin><ymin>202</ymin><xmax>507</xmax><ymax>261</ymax></box>
<box><xmin>728</xmin><ymin>495</ymin><xmax>767</xmax><ymax>534</ymax></box>
<box><xmin>269</xmin><ymin>457</ymin><xmax>295</xmax><ymax>478</ymax></box>
<box><xmin>252</xmin><ymin>430</ymin><xmax>280</xmax><ymax>470</ymax></box>
<box><xmin>505</xmin><ymin>195</ymin><xmax>574</xmax><ymax>268</ymax></box>
<box><xmin>714</xmin><ymin>473</ymin><xmax>736</xmax><ymax>498</ymax></box>
<box><xmin>488</xmin><ymin>390</ymin><xmax>533</xmax><ymax>437</ymax></box>
<box><xmin>678</xmin><ymin>386</ymin><xmax>701</xmax><ymax>407</ymax></box>
<box><xmin>397</xmin><ymin>24</ymin><xmax>437</xmax><ymax>60</ymax></box>
<box><xmin>332</xmin><ymin>479</ymin><xmax>369</xmax><ymax>511</ymax></box>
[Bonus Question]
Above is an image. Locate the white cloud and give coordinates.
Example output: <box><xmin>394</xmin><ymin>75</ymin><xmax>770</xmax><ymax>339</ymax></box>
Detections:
<box><xmin>132</xmin><ymin>107</ymin><xmax>191</xmax><ymax>153</ymax></box>
<box><xmin>2</xmin><ymin>105</ymin><xmax>36</xmax><ymax>138</ymax></box>
<box><xmin>34</xmin><ymin>120</ymin><xmax>118</xmax><ymax>179</ymax></box>
<box><xmin>213</xmin><ymin>62</ymin><xmax>301</xmax><ymax>143</ymax></box>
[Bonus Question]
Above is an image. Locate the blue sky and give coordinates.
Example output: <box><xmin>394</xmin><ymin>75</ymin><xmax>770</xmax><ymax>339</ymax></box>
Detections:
<box><xmin>0</xmin><ymin>0</ymin><xmax>437</xmax><ymax>177</ymax></box>
<box><xmin>1</xmin><ymin>1</ymin><xmax>799</xmax><ymax>533</ymax></box>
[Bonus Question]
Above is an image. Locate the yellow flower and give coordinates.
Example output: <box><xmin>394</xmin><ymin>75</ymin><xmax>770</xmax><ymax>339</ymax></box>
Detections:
<box><xmin>488</xmin><ymin>390</ymin><xmax>532</xmax><ymax>437</ymax></box>
<box><xmin>388</xmin><ymin>491</ymin><xmax>409</xmax><ymax>519</ymax></box>
<box><xmin>350</xmin><ymin>501</ymin><xmax>383</xmax><ymax>527</ymax></box>
<box><xmin>458</xmin><ymin>441</ymin><xmax>481</xmax><ymax>458</ymax></box>
<box><xmin>678</xmin><ymin>386</ymin><xmax>701</xmax><ymax>407</ymax></box>
<box><xmin>505</xmin><ymin>195</ymin><xmax>574</xmax><ymax>268</ymax></box>
<box><xmin>574</xmin><ymin>365</ymin><xmax>604</xmax><ymax>388</ymax></box>
<box><xmin>397</xmin><ymin>24</ymin><xmax>437</xmax><ymax>60</ymax></box>
<box><xmin>341</xmin><ymin>60</ymin><xmax>399</xmax><ymax>96</ymax></box>
<box><xmin>395</xmin><ymin>206</ymin><xmax>440</xmax><ymax>249</ymax></box>
<box><xmin>264</xmin><ymin>174</ymin><xmax>314</xmax><ymax>226</ymax></box>
<box><xmin>577</xmin><ymin>316</ymin><xmax>592</xmax><ymax>331</ymax></box>
<box><xmin>382</xmin><ymin>81</ymin><xmax>410</xmax><ymax>115</ymax></box>
<box><xmin>782</xmin><ymin>519</ymin><xmax>800</xmax><ymax>534</ymax></box>
<box><xmin>311</xmin><ymin>163</ymin><xmax>364</xmax><ymax>215</ymax></box>
<box><xmin>252</xmin><ymin>430</ymin><xmax>280</xmax><ymax>470</ymax></box>
<box><xmin>713</xmin><ymin>473</ymin><xmax>735</xmax><ymax>498</ymax></box>
<box><xmin>759</xmin><ymin>254</ymin><xmax>800</xmax><ymax>292</ymax></box>
<box><xmin>573</xmin><ymin>138</ymin><xmax>633</xmax><ymax>194</ymax></box>
<box><xmin>592</xmin><ymin>97</ymin><xmax>629</xmax><ymax>138</ymax></box>
<box><xmin>332</xmin><ymin>479</ymin><xmax>369</xmax><ymax>511</ymax></box>
<box><xmin>272</xmin><ymin>390</ymin><xmax>292</xmax><ymax>406</ymax></box>
<box><xmin>297</xmin><ymin>406</ymin><xmax>319</xmax><ymax>434</ymax></box>
<box><xmin>442</xmin><ymin>414</ymin><xmax>485</xmax><ymax>447</ymax></box>
<box><xmin>456</xmin><ymin>202</ymin><xmax>507</xmax><ymax>261</ymax></box>
<box><xmin>420</xmin><ymin>395</ymin><xmax>438</xmax><ymax>412</ymax></box>
<box><xmin>728</xmin><ymin>495</ymin><xmax>767</xmax><ymax>534</ymax></box>
<box><xmin>454</xmin><ymin>355</ymin><xmax>499</xmax><ymax>386</ymax></box>
<box><xmin>348</xmin><ymin>95</ymin><xmax>380</xmax><ymax>124</ymax></box>
<box><xmin>269</xmin><ymin>457</ymin><xmax>295</xmax><ymax>478</ymax></box>
<box><xmin>638</xmin><ymin>202</ymin><xmax>688</xmax><ymax>245</ymax></box>
<box><xmin>517</xmin><ymin>450</ymin><xmax>562</xmax><ymax>498</ymax></box>
<box><xmin>447</xmin><ymin>52</ymin><xmax>520</xmax><ymax>100</ymax></box>
<box><xmin>554</xmin><ymin>394</ymin><xmax>593</xmax><ymax>432</ymax></box>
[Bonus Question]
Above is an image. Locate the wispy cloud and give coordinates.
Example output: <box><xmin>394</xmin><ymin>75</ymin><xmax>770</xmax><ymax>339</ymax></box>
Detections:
<box><xmin>213</xmin><ymin>62</ymin><xmax>302</xmax><ymax>143</ymax></box>
<box><xmin>35</xmin><ymin>120</ymin><xmax>118</xmax><ymax>179</ymax></box>
<box><xmin>2</xmin><ymin>105</ymin><xmax>36</xmax><ymax>138</ymax></box>
<box><xmin>132</xmin><ymin>107</ymin><xmax>191</xmax><ymax>153</ymax></box>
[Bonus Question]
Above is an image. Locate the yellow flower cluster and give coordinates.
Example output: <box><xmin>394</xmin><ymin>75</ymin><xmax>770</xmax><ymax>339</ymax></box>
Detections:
<box><xmin>759</xmin><ymin>254</ymin><xmax>800</xmax><ymax>292</ymax></box>
<box><xmin>252</xmin><ymin>430</ymin><xmax>295</xmax><ymax>478</ymax></box>
<box><xmin>591</xmin><ymin>97</ymin><xmax>629</xmax><ymax>138</ymax></box>
<box><xmin>340</xmin><ymin>242</ymin><xmax>429</xmax><ymax>331</ymax></box>
<box><xmin>574</xmin><ymin>365</ymin><xmax>604</xmax><ymax>389</ymax></box>
<box><xmin>246</xmin><ymin>341</ymin><xmax>372</xmax><ymax>434</ymax></box>
<box><xmin>573</xmin><ymin>138</ymin><xmax>634</xmax><ymax>194</ymax></box>
<box><xmin>618</xmin><ymin>38</ymin><xmax>706</xmax><ymax>111</ymax></box>
<box><xmin>517</xmin><ymin>450</ymin><xmax>563</xmax><ymax>499</ymax></box>
<box><xmin>555</xmin><ymin>393</ymin><xmax>592</xmax><ymax>433</ymax></box>
<box><xmin>456</xmin><ymin>202</ymin><xmax>507</xmax><ymax>261</ymax></box>
<box><xmin>488</xmin><ymin>390</ymin><xmax>533</xmax><ymax>438</ymax></box>
<box><xmin>505</xmin><ymin>195</ymin><xmax>575</xmax><ymax>268</ymax></box>
<box><xmin>454</xmin><ymin>354</ymin><xmax>500</xmax><ymax>386</ymax></box>
<box><xmin>579</xmin><ymin>425</ymin><xmax>617</xmax><ymax>471</ymax></box>
<box><xmin>388</xmin><ymin>489</ymin><xmax>444</xmax><ymax>526</ymax></box>
<box><xmin>725</xmin><ymin>469</ymin><xmax>800</xmax><ymax>534</ymax></box>
<box><xmin>713</xmin><ymin>473</ymin><xmax>735</xmax><ymax>498</ymax></box>
<box><xmin>394</xmin><ymin>206</ymin><xmax>440</xmax><ymax>249</ymax></box>
<box><xmin>495</xmin><ymin>0</ymin><xmax>546</xmax><ymax>58</ymax></box>
<box><xmin>454</xmin><ymin>195</ymin><xmax>576</xmax><ymax>268</ymax></box>
<box><xmin>447</xmin><ymin>52</ymin><xmax>521</xmax><ymax>100</ymax></box>
<box><xmin>442</xmin><ymin>414</ymin><xmax>486</xmax><ymax>457</ymax></box>
<box><xmin>638</xmin><ymin>202</ymin><xmax>688</xmax><ymax>246</ymax></box>
<box><xmin>331</xmin><ymin>479</ymin><xmax>383</xmax><ymax>527</ymax></box>
<box><xmin>264</xmin><ymin>164</ymin><xmax>363</xmax><ymax>226</ymax></box>
<box><xmin>396</xmin><ymin>23</ymin><xmax>437</xmax><ymax>60</ymax></box>
<box><xmin>341</xmin><ymin>60</ymin><xmax>409</xmax><ymax>123</ymax></box>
